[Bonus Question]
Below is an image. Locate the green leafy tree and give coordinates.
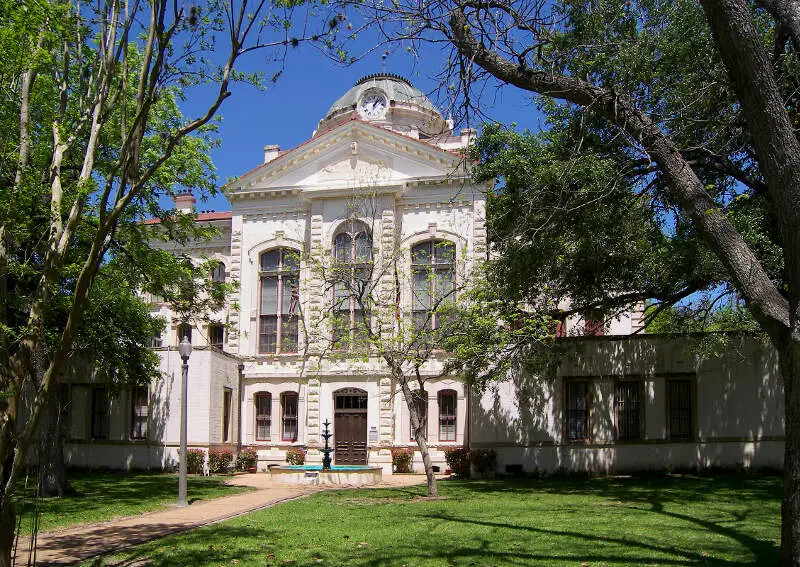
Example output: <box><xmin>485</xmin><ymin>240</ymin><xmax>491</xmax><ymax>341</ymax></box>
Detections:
<box><xmin>344</xmin><ymin>0</ymin><xmax>800</xmax><ymax>561</ymax></box>
<box><xmin>0</xmin><ymin>0</ymin><xmax>335</xmax><ymax>564</ymax></box>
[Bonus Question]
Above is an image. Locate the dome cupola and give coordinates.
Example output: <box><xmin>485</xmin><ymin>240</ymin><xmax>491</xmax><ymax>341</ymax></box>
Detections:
<box><xmin>315</xmin><ymin>73</ymin><xmax>451</xmax><ymax>140</ymax></box>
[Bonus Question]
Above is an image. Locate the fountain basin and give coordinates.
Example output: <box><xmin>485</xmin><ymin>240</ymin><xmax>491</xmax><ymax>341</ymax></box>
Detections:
<box><xmin>269</xmin><ymin>464</ymin><xmax>382</xmax><ymax>486</ymax></box>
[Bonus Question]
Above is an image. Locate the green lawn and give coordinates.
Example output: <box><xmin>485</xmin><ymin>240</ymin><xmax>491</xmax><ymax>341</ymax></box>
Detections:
<box><xmin>17</xmin><ymin>471</ymin><xmax>249</xmax><ymax>534</ymax></box>
<box><xmin>90</xmin><ymin>473</ymin><xmax>781</xmax><ymax>567</ymax></box>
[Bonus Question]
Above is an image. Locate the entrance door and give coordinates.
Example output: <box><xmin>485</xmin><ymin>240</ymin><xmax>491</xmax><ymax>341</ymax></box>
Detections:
<box><xmin>334</xmin><ymin>389</ymin><xmax>368</xmax><ymax>465</ymax></box>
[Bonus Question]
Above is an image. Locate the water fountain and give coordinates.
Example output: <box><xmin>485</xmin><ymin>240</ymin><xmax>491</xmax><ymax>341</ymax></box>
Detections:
<box><xmin>268</xmin><ymin>418</ymin><xmax>382</xmax><ymax>485</ymax></box>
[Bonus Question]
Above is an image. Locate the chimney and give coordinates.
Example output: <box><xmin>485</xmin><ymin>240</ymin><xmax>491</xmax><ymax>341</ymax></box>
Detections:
<box><xmin>173</xmin><ymin>189</ymin><xmax>196</xmax><ymax>213</ymax></box>
<box><xmin>263</xmin><ymin>144</ymin><xmax>281</xmax><ymax>163</ymax></box>
<box><xmin>460</xmin><ymin>128</ymin><xmax>477</xmax><ymax>145</ymax></box>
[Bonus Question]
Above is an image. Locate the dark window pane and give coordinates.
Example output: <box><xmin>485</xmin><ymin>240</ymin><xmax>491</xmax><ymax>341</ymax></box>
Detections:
<box><xmin>566</xmin><ymin>381</ymin><xmax>588</xmax><ymax>441</ymax></box>
<box><xmin>255</xmin><ymin>393</ymin><xmax>271</xmax><ymax>441</ymax></box>
<box><xmin>259</xmin><ymin>316</ymin><xmax>277</xmax><ymax>353</ymax></box>
<box><xmin>130</xmin><ymin>387</ymin><xmax>148</xmax><ymax>440</ymax></box>
<box><xmin>282</xmin><ymin>249</ymin><xmax>300</xmax><ymax>272</ymax></box>
<box><xmin>668</xmin><ymin>379</ymin><xmax>693</xmax><ymax>441</ymax></box>
<box><xmin>334</xmin><ymin>233</ymin><xmax>352</xmax><ymax>262</ymax></box>
<box><xmin>282</xmin><ymin>393</ymin><xmax>298</xmax><ymax>442</ymax></box>
<box><xmin>223</xmin><ymin>389</ymin><xmax>232</xmax><ymax>442</ymax></box>
<box><xmin>261</xmin><ymin>276</ymin><xmax>278</xmax><ymax>314</ymax></box>
<box><xmin>210</xmin><ymin>325</ymin><xmax>224</xmax><ymax>347</ymax></box>
<box><xmin>281</xmin><ymin>316</ymin><xmax>299</xmax><ymax>352</ymax></box>
<box><xmin>434</xmin><ymin>241</ymin><xmax>455</xmax><ymax>264</ymax></box>
<box><xmin>261</xmin><ymin>250</ymin><xmax>280</xmax><ymax>272</ymax></box>
<box><xmin>177</xmin><ymin>323</ymin><xmax>192</xmax><ymax>344</ymax></box>
<box><xmin>412</xmin><ymin>270</ymin><xmax>431</xmax><ymax>311</ymax></box>
<box><xmin>439</xmin><ymin>390</ymin><xmax>457</xmax><ymax>441</ymax></box>
<box><xmin>412</xmin><ymin>242</ymin><xmax>432</xmax><ymax>265</ymax></box>
<box><xmin>355</xmin><ymin>232</ymin><xmax>372</xmax><ymax>262</ymax></box>
<box><xmin>211</xmin><ymin>262</ymin><xmax>226</xmax><ymax>283</ymax></box>
<box><xmin>616</xmin><ymin>382</ymin><xmax>641</xmax><ymax>440</ymax></box>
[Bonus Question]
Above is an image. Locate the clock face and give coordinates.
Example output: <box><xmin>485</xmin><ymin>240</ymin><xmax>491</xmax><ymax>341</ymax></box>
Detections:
<box><xmin>359</xmin><ymin>92</ymin><xmax>388</xmax><ymax>119</ymax></box>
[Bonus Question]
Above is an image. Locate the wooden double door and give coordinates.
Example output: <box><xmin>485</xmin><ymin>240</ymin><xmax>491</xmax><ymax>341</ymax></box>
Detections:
<box><xmin>334</xmin><ymin>389</ymin><xmax>368</xmax><ymax>465</ymax></box>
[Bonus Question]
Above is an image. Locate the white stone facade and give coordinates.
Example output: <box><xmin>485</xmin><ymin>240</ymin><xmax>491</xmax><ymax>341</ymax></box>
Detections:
<box><xmin>60</xmin><ymin>74</ymin><xmax>785</xmax><ymax>475</ymax></box>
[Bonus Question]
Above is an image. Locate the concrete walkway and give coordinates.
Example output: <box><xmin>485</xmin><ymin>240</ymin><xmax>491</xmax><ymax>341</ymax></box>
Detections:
<box><xmin>13</xmin><ymin>472</ymin><xmax>440</xmax><ymax>566</ymax></box>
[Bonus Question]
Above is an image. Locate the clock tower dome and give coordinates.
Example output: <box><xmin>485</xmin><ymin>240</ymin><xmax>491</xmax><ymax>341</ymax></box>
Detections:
<box><xmin>315</xmin><ymin>73</ymin><xmax>452</xmax><ymax>141</ymax></box>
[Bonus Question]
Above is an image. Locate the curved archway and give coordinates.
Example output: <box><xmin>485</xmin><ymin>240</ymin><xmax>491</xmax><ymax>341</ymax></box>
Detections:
<box><xmin>333</xmin><ymin>388</ymin><xmax>368</xmax><ymax>465</ymax></box>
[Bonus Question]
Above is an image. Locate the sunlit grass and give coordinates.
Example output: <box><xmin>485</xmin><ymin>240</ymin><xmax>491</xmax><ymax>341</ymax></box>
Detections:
<box><xmin>93</xmin><ymin>473</ymin><xmax>781</xmax><ymax>566</ymax></box>
<box><xmin>17</xmin><ymin>470</ymin><xmax>249</xmax><ymax>534</ymax></box>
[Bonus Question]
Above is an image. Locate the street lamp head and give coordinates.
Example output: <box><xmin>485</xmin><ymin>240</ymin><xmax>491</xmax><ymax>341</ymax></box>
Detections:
<box><xmin>178</xmin><ymin>335</ymin><xmax>192</xmax><ymax>361</ymax></box>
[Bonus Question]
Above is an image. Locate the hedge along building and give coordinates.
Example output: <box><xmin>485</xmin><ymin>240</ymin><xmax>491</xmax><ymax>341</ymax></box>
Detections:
<box><xmin>59</xmin><ymin>74</ymin><xmax>785</xmax><ymax>475</ymax></box>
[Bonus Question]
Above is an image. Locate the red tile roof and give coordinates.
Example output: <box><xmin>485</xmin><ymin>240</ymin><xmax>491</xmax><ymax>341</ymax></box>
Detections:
<box><xmin>142</xmin><ymin>210</ymin><xmax>232</xmax><ymax>225</ymax></box>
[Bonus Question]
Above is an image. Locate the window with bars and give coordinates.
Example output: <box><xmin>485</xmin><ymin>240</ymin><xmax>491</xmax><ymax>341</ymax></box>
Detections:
<box><xmin>259</xmin><ymin>249</ymin><xmax>300</xmax><ymax>354</ymax></box>
<box><xmin>91</xmin><ymin>388</ymin><xmax>109</xmax><ymax>440</ymax></box>
<box><xmin>255</xmin><ymin>392</ymin><xmax>271</xmax><ymax>441</ymax></box>
<box><xmin>332</xmin><ymin>226</ymin><xmax>372</xmax><ymax>348</ymax></box>
<box><xmin>668</xmin><ymin>379</ymin><xmax>693</xmax><ymax>441</ymax></box>
<box><xmin>616</xmin><ymin>381</ymin><xmax>642</xmax><ymax>441</ymax></box>
<box><xmin>409</xmin><ymin>390</ymin><xmax>428</xmax><ymax>441</ymax></box>
<box><xmin>281</xmin><ymin>392</ymin><xmax>299</xmax><ymax>442</ymax></box>
<box><xmin>411</xmin><ymin>240</ymin><xmax>455</xmax><ymax>332</ymax></box>
<box><xmin>565</xmin><ymin>380</ymin><xmax>589</xmax><ymax>441</ymax></box>
<box><xmin>438</xmin><ymin>390</ymin><xmax>457</xmax><ymax>442</ymax></box>
<box><xmin>211</xmin><ymin>261</ymin><xmax>226</xmax><ymax>283</ymax></box>
<box><xmin>130</xmin><ymin>387</ymin><xmax>149</xmax><ymax>440</ymax></box>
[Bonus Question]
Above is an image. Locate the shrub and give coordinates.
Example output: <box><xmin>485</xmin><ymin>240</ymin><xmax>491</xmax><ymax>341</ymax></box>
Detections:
<box><xmin>236</xmin><ymin>448</ymin><xmax>258</xmax><ymax>471</ymax></box>
<box><xmin>208</xmin><ymin>449</ymin><xmax>233</xmax><ymax>473</ymax></box>
<box><xmin>470</xmin><ymin>449</ymin><xmax>497</xmax><ymax>476</ymax></box>
<box><xmin>391</xmin><ymin>448</ymin><xmax>414</xmax><ymax>473</ymax></box>
<box><xmin>286</xmin><ymin>447</ymin><xmax>305</xmax><ymax>465</ymax></box>
<box><xmin>186</xmin><ymin>449</ymin><xmax>205</xmax><ymax>474</ymax></box>
<box><xmin>444</xmin><ymin>447</ymin><xmax>471</xmax><ymax>479</ymax></box>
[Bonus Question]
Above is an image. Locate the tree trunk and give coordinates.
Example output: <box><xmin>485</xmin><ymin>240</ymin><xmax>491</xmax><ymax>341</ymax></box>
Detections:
<box><xmin>37</xmin><ymin>386</ymin><xmax>72</xmax><ymax>497</ymax></box>
<box><xmin>780</xmin><ymin>309</ymin><xmax>800</xmax><ymax>566</ymax></box>
<box><xmin>0</xmin><ymin>415</ymin><xmax>16</xmax><ymax>567</ymax></box>
<box><xmin>0</xmin><ymin>502</ymin><xmax>15</xmax><ymax>567</ymax></box>
<box><xmin>400</xmin><ymin>380</ymin><xmax>438</xmax><ymax>497</ymax></box>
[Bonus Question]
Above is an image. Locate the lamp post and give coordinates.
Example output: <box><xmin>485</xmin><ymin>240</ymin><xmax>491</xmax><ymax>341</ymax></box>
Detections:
<box><xmin>177</xmin><ymin>335</ymin><xmax>192</xmax><ymax>507</ymax></box>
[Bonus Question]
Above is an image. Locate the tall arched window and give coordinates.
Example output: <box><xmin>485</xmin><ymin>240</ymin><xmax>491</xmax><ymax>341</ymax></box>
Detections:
<box><xmin>411</xmin><ymin>240</ymin><xmax>455</xmax><ymax>331</ymax></box>
<box><xmin>281</xmin><ymin>392</ymin><xmax>299</xmax><ymax>442</ymax></box>
<box><xmin>254</xmin><ymin>392</ymin><xmax>271</xmax><ymax>441</ymax></box>
<box><xmin>332</xmin><ymin>224</ymin><xmax>372</xmax><ymax>347</ymax></box>
<box><xmin>259</xmin><ymin>248</ymin><xmax>300</xmax><ymax>354</ymax></box>
<box><xmin>438</xmin><ymin>390</ymin><xmax>457</xmax><ymax>441</ymax></box>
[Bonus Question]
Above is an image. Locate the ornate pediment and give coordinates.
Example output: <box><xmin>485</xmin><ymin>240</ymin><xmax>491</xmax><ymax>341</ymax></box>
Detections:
<box><xmin>227</xmin><ymin>121</ymin><xmax>466</xmax><ymax>198</ymax></box>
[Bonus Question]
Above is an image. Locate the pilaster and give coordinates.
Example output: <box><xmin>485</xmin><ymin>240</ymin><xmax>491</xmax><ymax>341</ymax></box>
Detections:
<box><xmin>228</xmin><ymin>219</ymin><xmax>244</xmax><ymax>352</ymax></box>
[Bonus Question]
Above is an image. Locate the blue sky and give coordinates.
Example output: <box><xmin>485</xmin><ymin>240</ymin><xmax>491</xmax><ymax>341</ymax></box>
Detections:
<box><xmin>187</xmin><ymin>38</ymin><xmax>545</xmax><ymax>213</ymax></box>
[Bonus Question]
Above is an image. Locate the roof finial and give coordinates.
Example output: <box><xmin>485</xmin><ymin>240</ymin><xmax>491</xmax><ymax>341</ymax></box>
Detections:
<box><xmin>381</xmin><ymin>51</ymin><xmax>388</xmax><ymax>73</ymax></box>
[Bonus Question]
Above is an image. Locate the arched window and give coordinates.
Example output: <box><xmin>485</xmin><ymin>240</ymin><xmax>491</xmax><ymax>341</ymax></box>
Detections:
<box><xmin>254</xmin><ymin>392</ymin><xmax>271</xmax><ymax>441</ymax></box>
<box><xmin>281</xmin><ymin>392</ymin><xmax>299</xmax><ymax>442</ymax></box>
<box><xmin>259</xmin><ymin>248</ymin><xmax>300</xmax><ymax>354</ymax></box>
<box><xmin>411</xmin><ymin>240</ymin><xmax>455</xmax><ymax>331</ymax></box>
<box><xmin>409</xmin><ymin>389</ymin><xmax>428</xmax><ymax>441</ymax></box>
<box><xmin>332</xmin><ymin>224</ymin><xmax>372</xmax><ymax>347</ymax></box>
<box><xmin>438</xmin><ymin>390</ymin><xmax>457</xmax><ymax>441</ymax></box>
